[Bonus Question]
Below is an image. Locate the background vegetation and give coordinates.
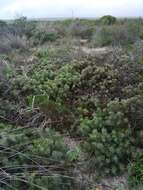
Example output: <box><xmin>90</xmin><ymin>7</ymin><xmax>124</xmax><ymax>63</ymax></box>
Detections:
<box><xmin>0</xmin><ymin>15</ymin><xmax>143</xmax><ymax>189</ymax></box>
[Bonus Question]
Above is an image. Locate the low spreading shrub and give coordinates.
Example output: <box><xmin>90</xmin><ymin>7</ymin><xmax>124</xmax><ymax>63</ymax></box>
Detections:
<box><xmin>128</xmin><ymin>155</ymin><xmax>143</xmax><ymax>188</ymax></box>
<box><xmin>69</xmin><ymin>21</ymin><xmax>94</xmax><ymax>39</ymax></box>
<box><xmin>92</xmin><ymin>21</ymin><xmax>143</xmax><ymax>47</ymax></box>
<box><xmin>0</xmin><ymin>123</ymin><xmax>76</xmax><ymax>189</ymax></box>
<box><xmin>80</xmin><ymin>95</ymin><xmax>143</xmax><ymax>176</ymax></box>
<box><xmin>82</xmin><ymin>128</ymin><xmax>135</xmax><ymax>176</ymax></box>
<box><xmin>33</xmin><ymin>31</ymin><xmax>58</xmax><ymax>45</ymax></box>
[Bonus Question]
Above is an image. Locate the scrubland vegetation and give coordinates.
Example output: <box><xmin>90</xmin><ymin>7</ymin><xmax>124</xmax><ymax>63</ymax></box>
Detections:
<box><xmin>0</xmin><ymin>15</ymin><xmax>143</xmax><ymax>189</ymax></box>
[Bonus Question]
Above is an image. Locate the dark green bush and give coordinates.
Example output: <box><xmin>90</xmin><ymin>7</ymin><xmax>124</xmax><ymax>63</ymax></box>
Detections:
<box><xmin>99</xmin><ymin>15</ymin><xmax>117</xmax><ymax>25</ymax></box>
<box><xmin>69</xmin><ymin>21</ymin><xmax>94</xmax><ymax>39</ymax></box>
<box><xmin>0</xmin><ymin>20</ymin><xmax>7</xmax><ymax>27</ymax></box>
<box><xmin>80</xmin><ymin>95</ymin><xmax>143</xmax><ymax>176</ymax></box>
<box><xmin>82</xmin><ymin>128</ymin><xmax>135</xmax><ymax>176</ymax></box>
<box><xmin>128</xmin><ymin>155</ymin><xmax>143</xmax><ymax>188</ymax></box>
<box><xmin>12</xmin><ymin>16</ymin><xmax>35</xmax><ymax>36</ymax></box>
<box><xmin>92</xmin><ymin>27</ymin><xmax>113</xmax><ymax>46</ymax></box>
<box><xmin>33</xmin><ymin>31</ymin><xmax>58</xmax><ymax>44</ymax></box>
<box><xmin>0</xmin><ymin>123</ymin><xmax>76</xmax><ymax>190</ymax></box>
<box><xmin>80</xmin><ymin>109</ymin><xmax>131</xmax><ymax>175</ymax></box>
<box><xmin>92</xmin><ymin>24</ymin><xmax>140</xmax><ymax>47</ymax></box>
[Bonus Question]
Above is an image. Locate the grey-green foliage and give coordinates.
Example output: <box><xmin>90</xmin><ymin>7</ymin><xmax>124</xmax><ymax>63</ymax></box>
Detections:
<box><xmin>92</xmin><ymin>19</ymin><xmax>143</xmax><ymax>47</ymax></box>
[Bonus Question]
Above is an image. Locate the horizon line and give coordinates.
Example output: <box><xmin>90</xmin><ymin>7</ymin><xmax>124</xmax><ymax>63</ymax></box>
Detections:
<box><xmin>1</xmin><ymin>15</ymin><xmax>143</xmax><ymax>21</ymax></box>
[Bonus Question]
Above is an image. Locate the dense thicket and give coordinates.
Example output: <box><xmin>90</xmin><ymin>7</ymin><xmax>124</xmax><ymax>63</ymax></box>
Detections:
<box><xmin>0</xmin><ymin>16</ymin><xmax>143</xmax><ymax>189</ymax></box>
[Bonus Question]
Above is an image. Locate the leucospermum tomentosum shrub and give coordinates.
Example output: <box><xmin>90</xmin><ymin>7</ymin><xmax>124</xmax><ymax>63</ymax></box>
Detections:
<box><xmin>11</xmin><ymin>54</ymin><xmax>143</xmax><ymax>133</ymax></box>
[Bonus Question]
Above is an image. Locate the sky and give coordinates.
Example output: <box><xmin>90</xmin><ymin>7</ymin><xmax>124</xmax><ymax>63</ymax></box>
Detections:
<box><xmin>0</xmin><ymin>0</ymin><xmax>143</xmax><ymax>19</ymax></box>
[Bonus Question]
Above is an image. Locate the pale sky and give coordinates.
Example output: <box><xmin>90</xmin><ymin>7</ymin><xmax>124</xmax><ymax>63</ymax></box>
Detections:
<box><xmin>0</xmin><ymin>0</ymin><xmax>143</xmax><ymax>19</ymax></box>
